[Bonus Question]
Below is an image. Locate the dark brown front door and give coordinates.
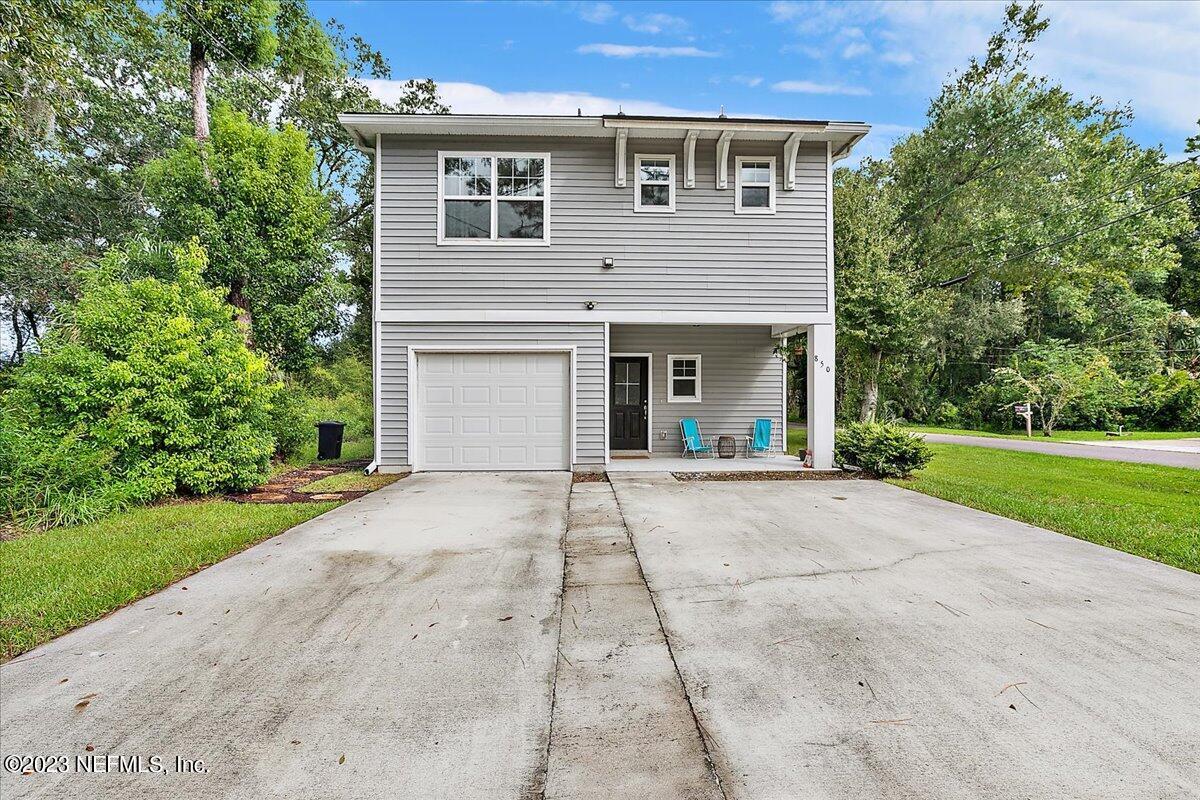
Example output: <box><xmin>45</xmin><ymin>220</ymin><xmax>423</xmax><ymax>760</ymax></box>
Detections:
<box><xmin>610</xmin><ymin>356</ymin><xmax>648</xmax><ymax>450</ymax></box>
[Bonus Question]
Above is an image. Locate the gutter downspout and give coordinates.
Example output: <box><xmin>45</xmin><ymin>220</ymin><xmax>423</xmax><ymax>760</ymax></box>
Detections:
<box><xmin>364</xmin><ymin>460</ymin><xmax>378</xmax><ymax>475</ymax></box>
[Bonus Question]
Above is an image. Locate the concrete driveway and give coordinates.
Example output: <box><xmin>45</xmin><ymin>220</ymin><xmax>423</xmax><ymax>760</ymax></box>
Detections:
<box><xmin>611</xmin><ymin>475</ymin><xmax>1200</xmax><ymax>799</ymax></box>
<box><xmin>1</xmin><ymin>473</ymin><xmax>570</xmax><ymax>800</ymax></box>
<box><xmin>3</xmin><ymin>472</ymin><xmax>1198</xmax><ymax>799</ymax></box>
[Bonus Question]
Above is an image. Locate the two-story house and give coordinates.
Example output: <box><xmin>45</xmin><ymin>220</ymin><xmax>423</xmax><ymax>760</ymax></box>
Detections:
<box><xmin>338</xmin><ymin>113</ymin><xmax>868</xmax><ymax>473</ymax></box>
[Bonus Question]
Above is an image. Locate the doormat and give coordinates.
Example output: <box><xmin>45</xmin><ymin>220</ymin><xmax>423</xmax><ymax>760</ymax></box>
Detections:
<box><xmin>672</xmin><ymin>470</ymin><xmax>853</xmax><ymax>482</ymax></box>
<box><xmin>225</xmin><ymin>459</ymin><xmax>399</xmax><ymax>504</ymax></box>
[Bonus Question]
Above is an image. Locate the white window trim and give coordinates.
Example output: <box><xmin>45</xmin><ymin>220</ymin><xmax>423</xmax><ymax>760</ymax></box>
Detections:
<box><xmin>437</xmin><ymin>151</ymin><xmax>552</xmax><ymax>245</ymax></box>
<box><xmin>666</xmin><ymin>353</ymin><xmax>702</xmax><ymax>403</ymax></box>
<box><xmin>633</xmin><ymin>153</ymin><xmax>676</xmax><ymax>213</ymax></box>
<box><xmin>734</xmin><ymin>155</ymin><xmax>776</xmax><ymax>215</ymax></box>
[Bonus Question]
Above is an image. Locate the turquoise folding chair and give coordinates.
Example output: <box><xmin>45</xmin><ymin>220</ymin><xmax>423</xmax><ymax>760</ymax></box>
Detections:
<box><xmin>679</xmin><ymin>417</ymin><xmax>715</xmax><ymax>458</ymax></box>
<box><xmin>745</xmin><ymin>418</ymin><xmax>776</xmax><ymax>457</ymax></box>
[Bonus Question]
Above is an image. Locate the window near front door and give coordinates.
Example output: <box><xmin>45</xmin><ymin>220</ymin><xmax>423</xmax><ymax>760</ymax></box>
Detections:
<box><xmin>440</xmin><ymin>153</ymin><xmax>549</xmax><ymax>242</ymax></box>
<box><xmin>735</xmin><ymin>156</ymin><xmax>775</xmax><ymax>214</ymax></box>
<box><xmin>634</xmin><ymin>154</ymin><xmax>675</xmax><ymax>213</ymax></box>
<box><xmin>667</xmin><ymin>354</ymin><xmax>701</xmax><ymax>402</ymax></box>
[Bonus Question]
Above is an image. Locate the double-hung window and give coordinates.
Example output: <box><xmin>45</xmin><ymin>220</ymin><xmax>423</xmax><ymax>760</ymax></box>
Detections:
<box><xmin>439</xmin><ymin>153</ymin><xmax>549</xmax><ymax>242</ymax></box>
<box><xmin>634</xmin><ymin>154</ymin><xmax>675</xmax><ymax>213</ymax></box>
<box><xmin>735</xmin><ymin>155</ymin><xmax>775</xmax><ymax>214</ymax></box>
<box><xmin>667</xmin><ymin>354</ymin><xmax>701</xmax><ymax>402</ymax></box>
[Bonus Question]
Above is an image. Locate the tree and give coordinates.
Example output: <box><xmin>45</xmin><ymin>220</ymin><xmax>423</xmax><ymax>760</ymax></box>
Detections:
<box><xmin>162</xmin><ymin>0</ymin><xmax>277</xmax><ymax>140</ymax></box>
<box><xmin>142</xmin><ymin>103</ymin><xmax>339</xmax><ymax>370</ymax></box>
<box><xmin>833</xmin><ymin>163</ymin><xmax>935</xmax><ymax>421</ymax></box>
<box><xmin>991</xmin><ymin>340</ymin><xmax>1123</xmax><ymax>435</ymax></box>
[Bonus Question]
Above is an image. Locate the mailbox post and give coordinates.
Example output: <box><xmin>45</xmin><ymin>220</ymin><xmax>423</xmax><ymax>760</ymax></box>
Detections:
<box><xmin>1014</xmin><ymin>402</ymin><xmax>1033</xmax><ymax>437</ymax></box>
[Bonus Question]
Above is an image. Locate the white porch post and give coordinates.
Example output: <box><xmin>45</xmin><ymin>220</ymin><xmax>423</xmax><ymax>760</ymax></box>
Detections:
<box><xmin>806</xmin><ymin>323</ymin><xmax>835</xmax><ymax>469</ymax></box>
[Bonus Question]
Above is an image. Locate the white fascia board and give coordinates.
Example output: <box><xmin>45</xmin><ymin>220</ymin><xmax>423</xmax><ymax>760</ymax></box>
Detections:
<box><xmin>604</xmin><ymin>118</ymin><xmax>828</xmax><ymax>135</ymax></box>
<box><xmin>377</xmin><ymin>309</ymin><xmax>834</xmax><ymax>326</ymax></box>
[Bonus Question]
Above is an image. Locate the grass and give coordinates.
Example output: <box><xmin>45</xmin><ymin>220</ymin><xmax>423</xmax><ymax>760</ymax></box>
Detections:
<box><xmin>0</xmin><ymin>500</ymin><xmax>336</xmax><ymax>661</ymax></box>
<box><xmin>297</xmin><ymin>471</ymin><xmax>399</xmax><ymax>493</ymax></box>
<box><xmin>906</xmin><ymin>425</ymin><xmax>1199</xmax><ymax>442</ymax></box>
<box><xmin>786</xmin><ymin>426</ymin><xmax>808</xmax><ymax>455</ymax></box>
<box><xmin>270</xmin><ymin>436</ymin><xmax>375</xmax><ymax>478</ymax></box>
<box><xmin>890</xmin><ymin>443</ymin><xmax>1200</xmax><ymax>574</ymax></box>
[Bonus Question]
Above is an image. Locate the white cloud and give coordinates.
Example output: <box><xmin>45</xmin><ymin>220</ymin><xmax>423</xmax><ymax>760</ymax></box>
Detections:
<box><xmin>772</xmin><ymin>80</ymin><xmax>871</xmax><ymax>96</ymax></box>
<box><xmin>576</xmin><ymin>2</ymin><xmax>616</xmax><ymax>25</ymax></box>
<box><xmin>577</xmin><ymin>43</ymin><xmax>718</xmax><ymax>58</ymax></box>
<box><xmin>366</xmin><ymin>79</ymin><xmax>714</xmax><ymax>117</ymax></box>
<box><xmin>842</xmin><ymin>41</ymin><xmax>872</xmax><ymax>59</ymax></box>
<box><xmin>623</xmin><ymin>12</ymin><xmax>689</xmax><ymax>35</ymax></box>
<box><xmin>879</xmin><ymin>50</ymin><xmax>914</xmax><ymax>66</ymax></box>
<box><xmin>731</xmin><ymin>75</ymin><xmax>764</xmax><ymax>87</ymax></box>
<box><xmin>770</xmin><ymin>1</ymin><xmax>1200</xmax><ymax>135</ymax></box>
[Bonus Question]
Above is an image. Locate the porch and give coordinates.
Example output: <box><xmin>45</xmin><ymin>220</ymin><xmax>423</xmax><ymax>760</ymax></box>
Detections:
<box><xmin>606</xmin><ymin>322</ymin><xmax>834</xmax><ymax>469</ymax></box>
<box><xmin>606</xmin><ymin>453</ymin><xmax>811</xmax><ymax>472</ymax></box>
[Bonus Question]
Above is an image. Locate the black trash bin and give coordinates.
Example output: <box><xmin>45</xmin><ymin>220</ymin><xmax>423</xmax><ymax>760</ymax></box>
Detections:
<box><xmin>315</xmin><ymin>421</ymin><xmax>346</xmax><ymax>460</ymax></box>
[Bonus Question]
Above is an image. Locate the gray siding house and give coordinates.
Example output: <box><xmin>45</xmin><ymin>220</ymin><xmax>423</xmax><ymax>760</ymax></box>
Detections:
<box><xmin>339</xmin><ymin>113</ymin><xmax>868</xmax><ymax>473</ymax></box>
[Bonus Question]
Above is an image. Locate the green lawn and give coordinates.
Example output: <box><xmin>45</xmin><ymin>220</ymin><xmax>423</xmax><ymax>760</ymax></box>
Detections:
<box><xmin>271</xmin><ymin>435</ymin><xmax>375</xmax><ymax>477</ymax></box>
<box><xmin>890</xmin><ymin>444</ymin><xmax>1200</xmax><ymax>574</ymax></box>
<box><xmin>906</xmin><ymin>425</ymin><xmax>1200</xmax><ymax>442</ymax></box>
<box><xmin>0</xmin><ymin>500</ymin><xmax>336</xmax><ymax>661</ymax></box>
<box><xmin>786</xmin><ymin>426</ymin><xmax>808</xmax><ymax>455</ymax></box>
<box><xmin>297</xmin><ymin>471</ymin><xmax>399</xmax><ymax>493</ymax></box>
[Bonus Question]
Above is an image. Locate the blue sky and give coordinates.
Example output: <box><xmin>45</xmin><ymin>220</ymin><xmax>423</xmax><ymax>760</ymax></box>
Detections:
<box><xmin>312</xmin><ymin>1</ymin><xmax>1199</xmax><ymax>164</ymax></box>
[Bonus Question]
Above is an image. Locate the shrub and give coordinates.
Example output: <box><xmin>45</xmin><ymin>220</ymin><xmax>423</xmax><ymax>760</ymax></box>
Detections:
<box><xmin>928</xmin><ymin>401</ymin><xmax>961</xmax><ymax>427</ymax></box>
<box><xmin>835</xmin><ymin>422</ymin><xmax>933</xmax><ymax>478</ymax></box>
<box><xmin>1</xmin><ymin>241</ymin><xmax>279</xmax><ymax>530</ymax></box>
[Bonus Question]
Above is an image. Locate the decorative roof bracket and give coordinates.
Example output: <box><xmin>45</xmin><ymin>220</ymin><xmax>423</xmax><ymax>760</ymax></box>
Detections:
<box><xmin>715</xmin><ymin>130</ymin><xmax>735</xmax><ymax>190</ymax></box>
<box><xmin>783</xmin><ymin>132</ymin><xmax>804</xmax><ymax>190</ymax></box>
<box><xmin>683</xmin><ymin>130</ymin><xmax>699</xmax><ymax>189</ymax></box>
<box><xmin>614</xmin><ymin>128</ymin><xmax>628</xmax><ymax>188</ymax></box>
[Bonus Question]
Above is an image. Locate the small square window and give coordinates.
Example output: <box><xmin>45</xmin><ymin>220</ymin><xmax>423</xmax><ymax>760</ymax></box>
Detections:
<box><xmin>634</xmin><ymin>154</ymin><xmax>675</xmax><ymax>213</ymax></box>
<box><xmin>735</xmin><ymin>156</ymin><xmax>775</xmax><ymax>214</ymax></box>
<box><xmin>667</xmin><ymin>355</ymin><xmax>701</xmax><ymax>402</ymax></box>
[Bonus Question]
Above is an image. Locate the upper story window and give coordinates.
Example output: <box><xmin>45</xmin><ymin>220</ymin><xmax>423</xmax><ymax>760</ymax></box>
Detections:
<box><xmin>634</xmin><ymin>154</ymin><xmax>675</xmax><ymax>213</ymax></box>
<box><xmin>735</xmin><ymin>156</ymin><xmax>776</xmax><ymax>214</ymax></box>
<box><xmin>439</xmin><ymin>152</ymin><xmax>549</xmax><ymax>243</ymax></box>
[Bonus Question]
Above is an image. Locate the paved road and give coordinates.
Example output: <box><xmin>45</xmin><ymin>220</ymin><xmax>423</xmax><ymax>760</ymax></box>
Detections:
<box><xmin>4</xmin><ymin>473</ymin><xmax>1198</xmax><ymax>798</ymax></box>
<box><xmin>921</xmin><ymin>432</ymin><xmax>1200</xmax><ymax>469</ymax></box>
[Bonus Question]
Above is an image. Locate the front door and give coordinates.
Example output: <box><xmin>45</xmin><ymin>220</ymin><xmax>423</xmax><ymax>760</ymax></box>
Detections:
<box><xmin>610</xmin><ymin>356</ymin><xmax>649</xmax><ymax>450</ymax></box>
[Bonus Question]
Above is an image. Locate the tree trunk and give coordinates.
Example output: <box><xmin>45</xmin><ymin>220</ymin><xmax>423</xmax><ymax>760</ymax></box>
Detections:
<box><xmin>227</xmin><ymin>280</ymin><xmax>254</xmax><ymax>348</ymax></box>
<box><xmin>858</xmin><ymin>349</ymin><xmax>882</xmax><ymax>423</ymax></box>
<box><xmin>190</xmin><ymin>40</ymin><xmax>210</xmax><ymax>141</ymax></box>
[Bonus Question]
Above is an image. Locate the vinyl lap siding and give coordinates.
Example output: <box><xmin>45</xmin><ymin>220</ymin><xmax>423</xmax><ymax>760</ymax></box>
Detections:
<box><xmin>378</xmin><ymin>135</ymin><xmax>828</xmax><ymax>314</ymax></box>
<box><xmin>609</xmin><ymin>325</ymin><xmax>785</xmax><ymax>455</ymax></box>
<box><xmin>379</xmin><ymin>323</ymin><xmax>606</xmax><ymax>468</ymax></box>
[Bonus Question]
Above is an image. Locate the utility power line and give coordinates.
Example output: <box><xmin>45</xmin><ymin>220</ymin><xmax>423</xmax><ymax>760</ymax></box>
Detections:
<box><xmin>936</xmin><ymin>187</ymin><xmax>1200</xmax><ymax>289</ymax></box>
<box><xmin>927</xmin><ymin>155</ymin><xmax>1198</xmax><ymax>270</ymax></box>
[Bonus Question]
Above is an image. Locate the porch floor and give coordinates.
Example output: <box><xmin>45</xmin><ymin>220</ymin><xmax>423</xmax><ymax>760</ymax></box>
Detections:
<box><xmin>605</xmin><ymin>454</ymin><xmax>811</xmax><ymax>472</ymax></box>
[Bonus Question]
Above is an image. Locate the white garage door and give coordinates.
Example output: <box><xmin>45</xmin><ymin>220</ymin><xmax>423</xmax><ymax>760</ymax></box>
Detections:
<box><xmin>416</xmin><ymin>352</ymin><xmax>569</xmax><ymax>471</ymax></box>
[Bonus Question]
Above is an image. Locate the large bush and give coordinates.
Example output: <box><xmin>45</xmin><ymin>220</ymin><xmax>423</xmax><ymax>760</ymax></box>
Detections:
<box><xmin>0</xmin><ymin>241</ymin><xmax>279</xmax><ymax>529</ymax></box>
<box><xmin>835</xmin><ymin>422</ymin><xmax>933</xmax><ymax>478</ymax></box>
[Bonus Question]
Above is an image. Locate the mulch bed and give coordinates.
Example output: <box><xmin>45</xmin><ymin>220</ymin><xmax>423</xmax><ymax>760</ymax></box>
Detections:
<box><xmin>672</xmin><ymin>470</ymin><xmax>855</xmax><ymax>482</ymax></box>
<box><xmin>572</xmin><ymin>472</ymin><xmax>610</xmax><ymax>484</ymax></box>
<box><xmin>225</xmin><ymin>459</ymin><xmax>376</xmax><ymax>504</ymax></box>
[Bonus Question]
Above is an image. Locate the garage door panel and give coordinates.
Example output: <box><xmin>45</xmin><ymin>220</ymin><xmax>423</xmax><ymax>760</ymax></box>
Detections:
<box><xmin>417</xmin><ymin>352</ymin><xmax>569</xmax><ymax>471</ymax></box>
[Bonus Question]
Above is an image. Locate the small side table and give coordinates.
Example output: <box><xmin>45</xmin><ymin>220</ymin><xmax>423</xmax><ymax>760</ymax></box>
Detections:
<box><xmin>717</xmin><ymin>435</ymin><xmax>737</xmax><ymax>459</ymax></box>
